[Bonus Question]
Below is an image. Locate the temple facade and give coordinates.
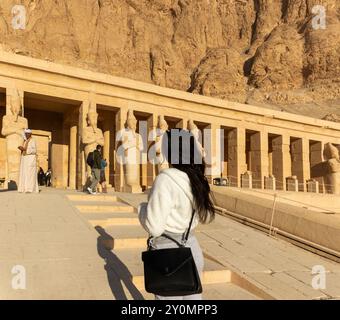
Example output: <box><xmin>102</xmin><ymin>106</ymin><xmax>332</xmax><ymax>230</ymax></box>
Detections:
<box><xmin>0</xmin><ymin>51</ymin><xmax>339</xmax><ymax>194</ymax></box>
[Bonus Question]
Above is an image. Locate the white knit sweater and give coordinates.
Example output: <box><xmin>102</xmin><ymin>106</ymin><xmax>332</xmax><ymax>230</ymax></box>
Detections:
<box><xmin>138</xmin><ymin>168</ymin><xmax>199</xmax><ymax>237</ymax></box>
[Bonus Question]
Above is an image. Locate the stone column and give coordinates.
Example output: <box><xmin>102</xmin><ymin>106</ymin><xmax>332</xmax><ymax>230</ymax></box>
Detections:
<box><xmin>222</xmin><ymin>130</ymin><xmax>228</xmax><ymax>178</ymax></box>
<box><xmin>2</xmin><ymin>88</ymin><xmax>27</xmax><ymax>189</ymax></box>
<box><xmin>69</xmin><ymin>124</ymin><xmax>77</xmax><ymax>189</ymax></box>
<box><xmin>205</xmin><ymin>123</ymin><xmax>222</xmax><ymax>183</ymax></box>
<box><xmin>6</xmin><ymin>88</ymin><xmax>24</xmax><ymax>116</ymax></box>
<box><xmin>272</xmin><ymin>135</ymin><xmax>291</xmax><ymax>190</ymax></box>
<box><xmin>268</xmin><ymin>150</ymin><xmax>273</xmax><ymax>177</ymax></box>
<box><xmin>310</xmin><ymin>141</ymin><xmax>324</xmax><ymax>193</ymax></box>
<box><xmin>77</xmin><ymin>100</ymin><xmax>89</xmax><ymax>190</ymax></box>
<box><xmin>227</xmin><ymin>127</ymin><xmax>247</xmax><ymax>187</ymax></box>
<box><xmin>147</xmin><ymin>113</ymin><xmax>158</xmax><ymax>188</ymax></box>
<box><xmin>103</xmin><ymin>118</ymin><xmax>112</xmax><ymax>188</ymax></box>
<box><xmin>291</xmin><ymin>138</ymin><xmax>310</xmax><ymax>192</ymax></box>
<box><xmin>176</xmin><ymin>118</ymin><xmax>189</xmax><ymax>130</ymax></box>
<box><xmin>323</xmin><ymin>143</ymin><xmax>340</xmax><ymax>195</ymax></box>
<box><xmin>250</xmin><ymin>131</ymin><xmax>268</xmax><ymax>189</ymax></box>
<box><xmin>114</xmin><ymin>106</ymin><xmax>128</xmax><ymax>192</ymax></box>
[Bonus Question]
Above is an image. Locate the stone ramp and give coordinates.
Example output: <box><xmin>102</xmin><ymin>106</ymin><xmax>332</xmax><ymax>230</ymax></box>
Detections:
<box><xmin>68</xmin><ymin>192</ymin><xmax>261</xmax><ymax>300</ymax></box>
<box><xmin>2</xmin><ymin>188</ymin><xmax>338</xmax><ymax>299</ymax></box>
<box><xmin>118</xmin><ymin>192</ymin><xmax>340</xmax><ymax>300</ymax></box>
<box><xmin>0</xmin><ymin>191</ymin><xmax>114</xmax><ymax>300</ymax></box>
<box><xmin>195</xmin><ymin>215</ymin><xmax>340</xmax><ymax>300</ymax></box>
<box><xmin>212</xmin><ymin>186</ymin><xmax>340</xmax><ymax>261</ymax></box>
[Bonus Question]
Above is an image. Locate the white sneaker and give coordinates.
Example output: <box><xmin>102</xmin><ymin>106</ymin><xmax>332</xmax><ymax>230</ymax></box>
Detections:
<box><xmin>87</xmin><ymin>187</ymin><xmax>94</xmax><ymax>195</ymax></box>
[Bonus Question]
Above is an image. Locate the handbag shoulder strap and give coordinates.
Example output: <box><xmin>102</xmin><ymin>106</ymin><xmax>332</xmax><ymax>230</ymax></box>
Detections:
<box><xmin>184</xmin><ymin>208</ymin><xmax>196</xmax><ymax>242</ymax></box>
<box><xmin>147</xmin><ymin>208</ymin><xmax>195</xmax><ymax>249</ymax></box>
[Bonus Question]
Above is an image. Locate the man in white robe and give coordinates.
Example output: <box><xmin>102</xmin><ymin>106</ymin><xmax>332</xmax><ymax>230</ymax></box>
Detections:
<box><xmin>18</xmin><ymin>129</ymin><xmax>39</xmax><ymax>193</ymax></box>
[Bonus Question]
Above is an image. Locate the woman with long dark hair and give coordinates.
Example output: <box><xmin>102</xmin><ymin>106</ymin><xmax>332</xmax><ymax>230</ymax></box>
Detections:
<box><xmin>138</xmin><ymin>129</ymin><xmax>215</xmax><ymax>300</ymax></box>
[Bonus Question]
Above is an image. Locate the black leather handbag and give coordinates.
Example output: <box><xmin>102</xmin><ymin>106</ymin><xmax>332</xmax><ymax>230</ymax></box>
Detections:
<box><xmin>141</xmin><ymin>209</ymin><xmax>202</xmax><ymax>296</ymax></box>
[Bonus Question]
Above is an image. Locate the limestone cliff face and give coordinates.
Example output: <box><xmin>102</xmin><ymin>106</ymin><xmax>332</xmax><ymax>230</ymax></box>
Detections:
<box><xmin>0</xmin><ymin>0</ymin><xmax>339</xmax><ymax>119</ymax></box>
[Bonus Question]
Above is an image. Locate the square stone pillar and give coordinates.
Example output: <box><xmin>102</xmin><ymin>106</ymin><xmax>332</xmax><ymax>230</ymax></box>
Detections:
<box><xmin>241</xmin><ymin>171</ymin><xmax>253</xmax><ymax>189</ymax></box>
<box><xmin>3</xmin><ymin>88</ymin><xmax>26</xmax><ymax>189</ymax></box>
<box><xmin>147</xmin><ymin>113</ymin><xmax>158</xmax><ymax>188</ymax></box>
<box><xmin>176</xmin><ymin>118</ymin><xmax>189</xmax><ymax>130</ymax></box>
<box><xmin>291</xmin><ymin>138</ymin><xmax>310</xmax><ymax>192</ymax></box>
<box><xmin>68</xmin><ymin>124</ymin><xmax>77</xmax><ymax>189</ymax></box>
<box><xmin>65</xmin><ymin>109</ymin><xmax>78</xmax><ymax>190</ymax></box>
<box><xmin>103</xmin><ymin>129</ymin><xmax>111</xmax><ymax>187</ymax></box>
<box><xmin>307</xmin><ymin>179</ymin><xmax>319</xmax><ymax>193</ymax></box>
<box><xmin>272</xmin><ymin>135</ymin><xmax>291</xmax><ymax>190</ymax></box>
<box><xmin>265</xmin><ymin>175</ymin><xmax>276</xmax><ymax>190</ymax></box>
<box><xmin>286</xmin><ymin>176</ymin><xmax>299</xmax><ymax>192</ymax></box>
<box><xmin>227</xmin><ymin>127</ymin><xmax>247</xmax><ymax>187</ymax></box>
<box><xmin>250</xmin><ymin>131</ymin><xmax>268</xmax><ymax>189</ymax></box>
<box><xmin>205</xmin><ymin>123</ymin><xmax>222</xmax><ymax>184</ymax></box>
<box><xmin>6</xmin><ymin>88</ymin><xmax>24</xmax><ymax>116</ymax></box>
<box><xmin>222</xmin><ymin>130</ymin><xmax>228</xmax><ymax>178</ymax></box>
<box><xmin>77</xmin><ymin>100</ymin><xmax>89</xmax><ymax>190</ymax></box>
<box><xmin>102</xmin><ymin>116</ymin><xmax>115</xmax><ymax>188</ymax></box>
<box><xmin>310</xmin><ymin>141</ymin><xmax>325</xmax><ymax>193</ymax></box>
<box><xmin>52</xmin><ymin>144</ymin><xmax>69</xmax><ymax>188</ymax></box>
<box><xmin>114</xmin><ymin>106</ymin><xmax>128</xmax><ymax>192</ymax></box>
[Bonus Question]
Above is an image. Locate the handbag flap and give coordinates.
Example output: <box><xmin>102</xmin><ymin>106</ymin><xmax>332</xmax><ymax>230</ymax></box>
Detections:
<box><xmin>142</xmin><ymin>248</ymin><xmax>193</xmax><ymax>277</ymax></box>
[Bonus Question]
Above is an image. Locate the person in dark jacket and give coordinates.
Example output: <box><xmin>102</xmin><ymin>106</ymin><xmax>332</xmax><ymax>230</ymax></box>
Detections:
<box><xmin>87</xmin><ymin>145</ymin><xmax>102</xmax><ymax>195</ymax></box>
<box><xmin>100</xmin><ymin>158</ymin><xmax>108</xmax><ymax>193</ymax></box>
<box><xmin>38</xmin><ymin>167</ymin><xmax>45</xmax><ymax>186</ymax></box>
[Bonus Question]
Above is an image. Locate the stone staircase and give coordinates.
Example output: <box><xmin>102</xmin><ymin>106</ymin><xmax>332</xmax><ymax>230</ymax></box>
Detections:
<box><xmin>67</xmin><ymin>193</ymin><xmax>261</xmax><ymax>300</ymax></box>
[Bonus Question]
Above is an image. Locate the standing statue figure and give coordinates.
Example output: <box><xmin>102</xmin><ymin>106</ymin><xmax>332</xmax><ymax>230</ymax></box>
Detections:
<box><xmin>323</xmin><ymin>142</ymin><xmax>340</xmax><ymax>195</ymax></box>
<box><xmin>187</xmin><ymin>119</ymin><xmax>206</xmax><ymax>158</ymax></box>
<box><xmin>82</xmin><ymin>109</ymin><xmax>104</xmax><ymax>177</ymax></box>
<box><xmin>1</xmin><ymin>92</ymin><xmax>28</xmax><ymax>189</ymax></box>
<box><xmin>155</xmin><ymin>115</ymin><xmax>169</xmax><ymax>175</ymax></box>
<box><xmin>120</xmin><ymin>110</ymin><xmax>144</xmax><ymax>193</ymax></box>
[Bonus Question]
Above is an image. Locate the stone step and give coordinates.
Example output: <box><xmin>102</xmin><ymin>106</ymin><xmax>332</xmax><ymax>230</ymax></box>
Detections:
<box><xmin>66</xmin><ymin>194</ymin><xmax>119</xmax><ymax>202</ymax></box>
<box><xmin>201</xmin><ymin>283</ymin><xmax>261</xmax><ymax>300</ymax></box>
<box><xmin>82</xmin><ymin>212</ymin><xmax>137</xmax><ymax>221</ymax></box>
<box><xmin>110</xmin><ymin>248</ymin><xmax>231</xmax><ymax>291</ymax></box>
<box><xmin>102</xmin><ymin>237</ymin><xmax>148</xmax><ymax>250</ymax></box>
<box><xmin>89</xmin><ymin>217</ymin><xmax>140</xmax><ymax>227</ymax></box>
<box><xmin>76</xmin><ymin>203</ymin><xmax>135</xmax><ymax>213</ymax></box>
<box><xmin>98</xmin><ymin>226</ymin><xmax>148</xmax><ymax>249</ymax></box>
<box><xmin>139</xmin><ymin>282</ymin><xmax>261</xmax><ymax>300</ymax></box>
<box><xmin>98</xmin><ymin>226</ymin><xmax>220</xmax><ymax>250</ymax></box>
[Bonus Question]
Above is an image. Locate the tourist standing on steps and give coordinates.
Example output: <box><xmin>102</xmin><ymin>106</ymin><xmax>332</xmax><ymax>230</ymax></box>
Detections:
<box><xmin>18</xmin><ymin>129</ymin><xmax>39</xmax><ymax>193</ymax></box>
<box><xmin>138</xmin><ymin>129</ymin><xmax>215</xmax><ymax>300</ymax></box>
<box><xmin>87</xmin><ymin>144</ymin><xmax>102</xmax><ymax>195</ymax></box>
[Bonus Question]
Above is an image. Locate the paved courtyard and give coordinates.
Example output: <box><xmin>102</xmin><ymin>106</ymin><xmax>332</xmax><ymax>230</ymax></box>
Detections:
<box><xmin>0</xmin><ymin>188</ymin><xmax>339</xmax><ymax>300</ymax></box>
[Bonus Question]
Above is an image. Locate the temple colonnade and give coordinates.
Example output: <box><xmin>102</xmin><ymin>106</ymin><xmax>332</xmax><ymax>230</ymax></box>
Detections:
<box><xmin>0</xmin><ymin>51</ymin><xmax>339</xmax><ymax>193</ymax></box>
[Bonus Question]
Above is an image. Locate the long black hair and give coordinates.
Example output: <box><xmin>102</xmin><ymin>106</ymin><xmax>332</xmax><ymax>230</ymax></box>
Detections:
<box><xmin>162</xmin><ymin>129</ymin><xmax>215</xmax><ymax>224</ymax></box>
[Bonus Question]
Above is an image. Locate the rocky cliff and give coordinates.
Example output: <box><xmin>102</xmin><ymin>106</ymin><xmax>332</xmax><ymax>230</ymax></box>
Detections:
<box><xmin>0</xmin><ymin>0</ymin><xmax>339</xmax><ymax>120</ymax></box>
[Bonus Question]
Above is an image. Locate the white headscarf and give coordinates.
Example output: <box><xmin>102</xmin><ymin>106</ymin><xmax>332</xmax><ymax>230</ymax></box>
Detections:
<box><xmin>23</xmin><ymin>129</ymin><xmax>32</xmax><ymax>141</ymax></box>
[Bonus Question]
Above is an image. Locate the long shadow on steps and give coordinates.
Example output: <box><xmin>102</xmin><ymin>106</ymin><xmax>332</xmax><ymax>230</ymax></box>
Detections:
<box><xmin>95</xmin><ymin>226</ymin><xmax>145</xmax><ymax>300</ymax></box>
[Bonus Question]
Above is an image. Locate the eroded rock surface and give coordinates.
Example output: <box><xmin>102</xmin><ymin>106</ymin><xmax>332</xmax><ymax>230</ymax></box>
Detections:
<box><xmin>0</xmin><ymin>0</ymin><xmax>339</xmax><ymax>118</ymax></box>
